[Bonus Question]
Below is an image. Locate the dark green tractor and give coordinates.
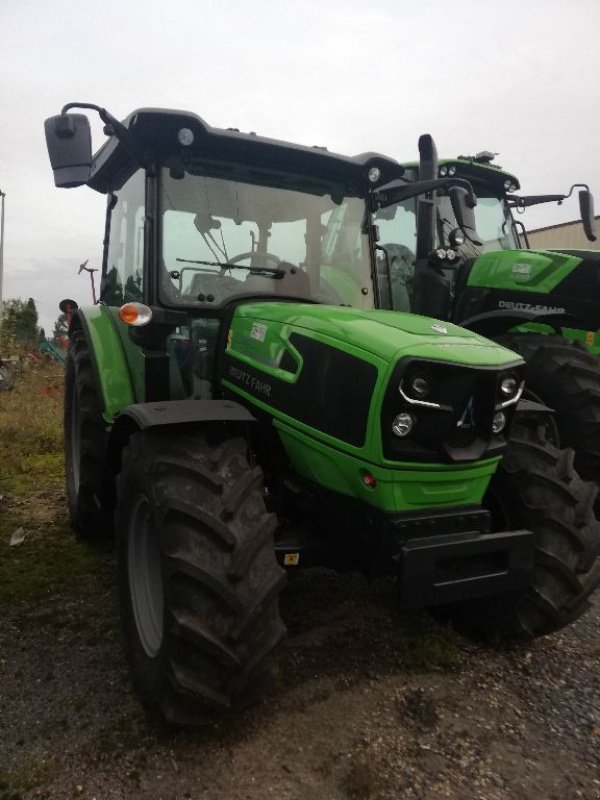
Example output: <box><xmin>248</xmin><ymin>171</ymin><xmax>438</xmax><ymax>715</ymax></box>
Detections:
<box><xmin>372</xmin><ymin>137</ymin><xmax>600</xmax><ymax>482</ymax></box>
<box><xmin>45</xmin><ymin>105</ymin><xmax>600</xmax><ymax>726</ymax></box>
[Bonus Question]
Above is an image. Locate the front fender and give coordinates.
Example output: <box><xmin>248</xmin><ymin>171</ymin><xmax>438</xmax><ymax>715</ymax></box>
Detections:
<box><xmin>113</xmin><ymin>398</ymin><xmax>257</xmax><ymax>430</ymax></box>
<box><xmin>71</xmin><ymin>305</ymin><xmax>135</xmax><ymax>423</ymax></box>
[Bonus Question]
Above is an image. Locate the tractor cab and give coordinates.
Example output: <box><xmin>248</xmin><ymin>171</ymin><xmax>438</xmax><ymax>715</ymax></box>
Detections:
<box><xmin>45</xmin><ymin>105</ymin><xmax>480</xmax><ymax>404</ymax></box>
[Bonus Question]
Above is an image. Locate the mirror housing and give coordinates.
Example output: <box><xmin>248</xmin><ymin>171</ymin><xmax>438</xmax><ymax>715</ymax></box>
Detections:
<box><xmin>44</xmin><ymin>114</ymin><xmax>92</xmax><ymax>188</ymax></box>
<box><xmin>448</xmin><ymin>185</ymin><xmax>482</xmax><ymax>246</ymax></box>
<box><xmin>578</xmin><ymin>189</ymin><xmax>597</xmax><ymax>242</ymax></box>
<box><xmin>416</xmin><ymin>134</ymin><xmax>438</xmax><ymax>261</ymax></box>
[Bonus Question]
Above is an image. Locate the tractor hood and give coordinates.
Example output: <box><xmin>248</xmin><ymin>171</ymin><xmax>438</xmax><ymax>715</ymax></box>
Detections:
<box><xmin>230</xmin><ymin>302</ymin><xmax>522</xmax><ymax>369</ymax></box>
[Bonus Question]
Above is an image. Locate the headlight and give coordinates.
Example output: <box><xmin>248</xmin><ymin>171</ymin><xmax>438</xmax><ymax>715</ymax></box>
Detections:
<box><xmin>501</xmin><ymin>376</ymin><xmax>519</xmax><ymax>397</ymax></box>
<box><xmin>392</xmin><ymin>412</ymin><xmax>416</xmax><ymax>438</ymax></box>
<box><xmin>448</xmin><ymin>165</ymin><xmax>456</xmax><ymax>176</ymax></box>
<box><xmin>410</xmin><ymin>375</ymin><xmax>429</xmax><ymax>398</ymax></box>
<box><xmin>178</xmin><ymin>127</ymin><xmax>194</xmax><ymax>146</ymax></box>
<box><xmin>497</xmin><ymin>372</ymin><xmax>524</xmax><ymax>408</ymax></box>
<box><xmin>439</xmin><ymin>165</ymin><xmax>448</xmax><ymax>177</ymax></box>
<box><xmin>504</xmin><ymin>179</ymin><xmax>512</xmax><ymax>190</ymax></box>
<box><xmin>368</xmin><ymin>166</ymin><xmax>381</xmax><ymax>183</ymax></box>
<box><xmin>492</xmin><ymin>411</ymin><xmax>506</xmax><ymax>434</ymax></box>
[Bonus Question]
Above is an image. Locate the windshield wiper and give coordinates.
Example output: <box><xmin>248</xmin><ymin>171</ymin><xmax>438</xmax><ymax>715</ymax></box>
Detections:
<box><xmin>176</xmin><ymin>257</ymin><xmax>285</xmax><ymax>278</ymax></box>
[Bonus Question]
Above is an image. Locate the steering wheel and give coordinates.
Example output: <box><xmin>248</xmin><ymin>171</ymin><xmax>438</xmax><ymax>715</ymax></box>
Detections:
<box><xmin>382</xmin><ymin>244</ymin><xmax>415</xmax><ymax>280</ymax></box>
<box><xmin>225</xmin><ymin>251</ymin><xmax>282</xmax><ymax>270</ymax></box>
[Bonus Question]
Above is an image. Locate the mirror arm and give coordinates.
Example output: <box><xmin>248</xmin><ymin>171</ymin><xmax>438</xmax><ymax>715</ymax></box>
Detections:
<box><xmin>508</xmin><ymin>193</ymin><xmax>566</xmax><ymax>209</ymax></box>
<box><xmin>61</xmin><ymin>102</ymin><xmax>148</xmax><ymax>168</ymax></box>
<box><xmin>509</xmin><ymin>184</ymin><xmax>592</xmax><ymax>209</ymax></box>
<box><xmin>374</xmin><ymin>176</ymin><xmax>477</xmax><ymax>209</ymax></box>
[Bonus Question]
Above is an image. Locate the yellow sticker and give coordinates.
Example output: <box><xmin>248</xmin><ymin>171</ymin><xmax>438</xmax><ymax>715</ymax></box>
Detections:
<box><xmin>283</xmin><ymin>553</ymin><xmax>300</xmax><ymax>566</ymax></box>
<box><xmin>586</xmin><ymin>331</ymin><xmax>595</xmax><ymax>346</ymax></box>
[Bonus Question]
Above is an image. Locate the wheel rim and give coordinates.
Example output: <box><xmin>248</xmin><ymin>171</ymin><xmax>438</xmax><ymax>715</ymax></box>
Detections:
<box><xmin>70</xmin><ymin>386</ymin><xmax>81</xmax><ymax>493</ymax></box>
<box><xmin>128</xmin><ymin>495</ymin><xmax>164</xmax><ymax>657</ymax></box>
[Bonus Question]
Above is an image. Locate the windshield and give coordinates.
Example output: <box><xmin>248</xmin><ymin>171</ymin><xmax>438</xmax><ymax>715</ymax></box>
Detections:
<box><xmin>436</xmin><ymin>182</ymin><xmax>520</xmax><ymax>254</ymax></box>
<box><xmin>159</xmin><ymin>169</ymin><xmax>375</xmax><ymax>309</ymax></box>
<box><xmin>371</xmin><ymin>179</ymin><xmax>522</xmax><ymax>312</ymax></box>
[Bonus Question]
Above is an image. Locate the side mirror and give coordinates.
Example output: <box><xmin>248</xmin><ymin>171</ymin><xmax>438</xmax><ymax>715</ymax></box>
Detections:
<box><xmin>448</xmin><ymin>186</ymin><xmax>482</xmax><ymax>246</ymax></box>
<box><xmin>44</xmin><ymin>114</ymin><xmax>92</xmax><ymax>188</ymax></box>
<box><xmin>578</xmin><ymin>189</ymin><xmax>597</xmax><ymax>242</ymax></box>
<box><xmin>418</xmin><ymin>133</ymin><xmax>438</xmax><ymax>182</ymax></box>
<box><xmin>416</xmin><ymin>134</ymin><xmax>438</xmax><ymax>261</ymax></box>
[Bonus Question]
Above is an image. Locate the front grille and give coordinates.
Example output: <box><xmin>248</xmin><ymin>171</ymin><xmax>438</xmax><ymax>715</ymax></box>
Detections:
<box><xmin>381</xmin><ymin>356</ymin><xmax>524</xmax><ymax>464</ymax></box>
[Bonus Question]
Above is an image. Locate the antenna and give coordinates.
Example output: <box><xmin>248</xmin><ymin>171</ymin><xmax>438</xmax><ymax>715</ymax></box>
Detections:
<box><xmin>77</xmin><ymin>260</ymin><xmax>98</xmax><ymax>303</ymax></box>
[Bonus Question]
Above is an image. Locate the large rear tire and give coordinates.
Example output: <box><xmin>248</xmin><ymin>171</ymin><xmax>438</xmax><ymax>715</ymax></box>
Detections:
<box><xmin>64</xmin><ymin>328</ymin><xmax>107</xmax><ymax>538</ymax></box>
<box><xmin>473</xmin><ymin>418</ymin><xmax>600</xmax><ymax>638</ymax></box>
<box><xmin>116</xmin><ymin>429</ymin><xmax>286</xmax><ymax>726</ymax></box>
<box><xmin>499</xmin><ymin>333</ymin><xmax>600</xmax><ymax>481</ymax></box>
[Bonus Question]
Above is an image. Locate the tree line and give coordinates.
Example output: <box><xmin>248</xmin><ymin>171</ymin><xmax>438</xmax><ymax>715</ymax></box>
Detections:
<box><xmin>0</xmin><ymin>298</ymin><xmax>70</xmax><ymax>348</ymax></box>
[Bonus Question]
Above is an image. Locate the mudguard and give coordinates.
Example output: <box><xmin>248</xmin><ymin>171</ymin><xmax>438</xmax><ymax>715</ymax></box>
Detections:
<box><xmin>113</xmin><ymin>398</ymin><xmax>257</xmax><ymax>430</ymax></box>
<box><xmin>70</xmin><ymin>306</ymin><xmax>136</xmax><ymax>423</ymax></box>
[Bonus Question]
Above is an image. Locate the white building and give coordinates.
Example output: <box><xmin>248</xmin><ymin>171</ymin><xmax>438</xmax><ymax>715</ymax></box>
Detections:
<box><xmin>527</xmin><ymin>216</ymin><xmax>600</xmax><ymax>250</ymax></box>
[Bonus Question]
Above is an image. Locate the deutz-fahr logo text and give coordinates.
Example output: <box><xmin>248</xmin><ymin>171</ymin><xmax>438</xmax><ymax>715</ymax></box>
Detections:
<box><xmin>228</xmin><ymin>364</ymin><xmax>272</xmax><ymax>397</ymax></box>
<box><xmin>498</xmin><ymin>300</ymin><xmax>566</xmax><ymax>314</ymax></box>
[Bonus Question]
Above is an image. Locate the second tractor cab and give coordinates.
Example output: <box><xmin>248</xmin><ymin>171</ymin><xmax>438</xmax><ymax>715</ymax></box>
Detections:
<box><xmin>372</xmin><ymin>135</ymin><xmax>600</xmax><ymax>483</ymax></box>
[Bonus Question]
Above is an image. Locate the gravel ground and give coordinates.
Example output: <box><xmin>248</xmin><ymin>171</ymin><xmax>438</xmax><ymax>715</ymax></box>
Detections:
<box><xmin>1</xmin><ymin>520</ymin><xmax>599</xmax><ymax>800</ymax></box>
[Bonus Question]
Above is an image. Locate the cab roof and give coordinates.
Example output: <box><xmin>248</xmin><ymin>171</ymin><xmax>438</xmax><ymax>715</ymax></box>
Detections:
<box><xmin>400</xmin><ymin>155</ymin><xmax>520</xmax><ymax>193</ymax></box>
<box><xmin>88</xmin><ymin>107</ymin><xmax>405</xmax><ymax>193</ymax></box>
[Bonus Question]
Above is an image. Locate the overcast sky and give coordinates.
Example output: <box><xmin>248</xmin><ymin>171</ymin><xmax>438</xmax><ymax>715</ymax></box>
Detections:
<box><xmin>1</xmin><ymin>0</ymin><xmax>599</xmax><ymax>334</ymax></box>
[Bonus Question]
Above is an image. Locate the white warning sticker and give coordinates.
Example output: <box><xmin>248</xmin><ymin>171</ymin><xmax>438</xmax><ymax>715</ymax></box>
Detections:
<box><xmin>250</xmin><ymin>322</ymin><xmax>267</xmax><ymax>342</ymax></box>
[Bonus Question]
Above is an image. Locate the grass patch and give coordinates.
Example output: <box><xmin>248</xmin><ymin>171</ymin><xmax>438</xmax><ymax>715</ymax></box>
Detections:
<box><xmin>0</xmin><ymin>363</ymin><xmax>64</xmax><ymax>484</ymax></box>
<box><xmin>0</xmin><ymin>361</ymin><xmax>109</xmax><ymax>605</ymax></box>
<box><xmin>0</xmin><ymin>524</ymin><xmax>108</xmax><ymax>604</ymax></box>
<box><xmin>0</xmin><ymin>757</ymin><xmax>59</xmax><ymax>799</ymax></box>
<box><xmin>398</xmin><ymin>613</ymin><xmax>461</xmax><ymax>671</ymax></box>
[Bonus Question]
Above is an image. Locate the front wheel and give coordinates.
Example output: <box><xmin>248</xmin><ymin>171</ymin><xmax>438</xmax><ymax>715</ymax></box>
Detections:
<box><xmin>64</xmin><ymin>328</ymin><xmax>107</xmax><ymax>538</ymax></box>
<box><xmin>498</xmin><ymin>333</ymin><xmax>600</xmax><ymax>481</ymax></box>
<box><xmin>450</xmin><ymin>419</ymin><xmax>600</xmax><ymax>638</ymax></box>
<box><xmin>116</xmin><ymin>429</ymin><xmax>286</xmax><ymax>725</ymax></box>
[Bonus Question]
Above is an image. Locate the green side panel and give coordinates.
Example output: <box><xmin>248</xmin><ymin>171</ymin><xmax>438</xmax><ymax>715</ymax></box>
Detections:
<box><xmin>223</xmin><ymin>314</ymin><xmax>390</xmax><ymax>465</ymax></box>
<box><xmin>508</xmin><ymin>323</ymin><xmax>600</xmax><ymax>357</ymax></box>
<box><xmin>229</xmin><ymin>302</ymin><xmax>521</xmax><ymax>369</ymax></box>
<box><xmin>274</xmin><ymin>421</ymin><xmax>499</xmax><ymax>513</ymax></box>
<box><xmin>77</xmin><ymin>305</ymin><xmax>136</xmax><ymax>423</ymax></box>
<box><xmin>466</xmin><ymin>249</ymin><xmax>582</xmax><ymax>294</ymax></box>
<box><xmin>560</xmin><ymin>327</ymin><xmax>600</xmax><ymax>356</ymax></box>
<box><xmin>105</xmin><ymin>306</ymin><xmax>145</xmax><ymax>402</ymax></box>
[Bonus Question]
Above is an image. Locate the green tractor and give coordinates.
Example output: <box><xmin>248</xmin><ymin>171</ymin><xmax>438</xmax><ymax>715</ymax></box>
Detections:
<box><xmin>372</xmin><ymin>137</ymin><xmax>600</xmax><ymax>482</ymax></box>
<box><xmin>44</xmin><ymin>104</ymin><xmax>600</xmax><ymax>726</ymax></box>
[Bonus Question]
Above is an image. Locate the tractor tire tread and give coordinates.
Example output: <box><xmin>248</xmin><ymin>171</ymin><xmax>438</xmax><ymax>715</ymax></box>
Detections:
<box><xmin>116</xmin><ymin>429</ymin><xmax>285</xmax><ymax>726</ymax></box>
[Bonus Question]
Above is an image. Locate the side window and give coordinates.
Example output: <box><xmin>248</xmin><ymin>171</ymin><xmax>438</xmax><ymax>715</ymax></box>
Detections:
<box><xmin>102</xmin><ymin>170</ymin><xmax>145</xmax><ymax>305</ymax></box>
<box><xmin>374</xmin><ymin>200</ymin><xmax>417</xmax><ymax>311</ymax></box>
